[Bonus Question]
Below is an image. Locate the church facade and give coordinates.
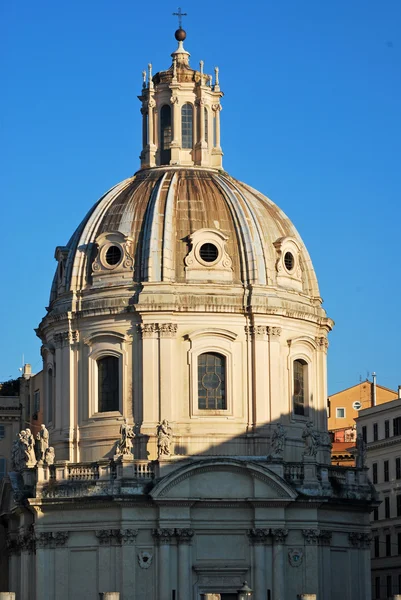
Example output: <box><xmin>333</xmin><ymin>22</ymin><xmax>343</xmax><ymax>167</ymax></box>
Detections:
<box><xmin>0</xmin><ymin>27</ymin><xmax>375</xmax><ymax>600</ymax></box>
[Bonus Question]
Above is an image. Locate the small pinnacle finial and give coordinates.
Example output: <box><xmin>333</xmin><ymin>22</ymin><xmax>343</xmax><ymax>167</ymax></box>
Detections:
<box><xmin>148</xmin><ymin>63</ymin><xmax>152</xmax><ymax>79</ymax></box>
<box><xmin>173</xmin><ymin>56</ymin><xmax>177</xmax><ymax>80</ymax></box>
<box><xmin>199</xmin><ymin>60</ymin><xmax>204</xmax><ymax>75</ymax></box>
<box><xmin>142</xmin><ymin>70</ymin><xmax>146</xmax><ymax>88</ymax></box>
<box><xmin>214</xmin><ymin>66</ymin><xmax>220</xmax><ymax>87</ymax></box>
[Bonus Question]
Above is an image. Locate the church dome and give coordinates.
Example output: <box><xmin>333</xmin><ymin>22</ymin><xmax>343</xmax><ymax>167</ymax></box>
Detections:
<box><xmin>50</xmin><ymin>166</ymin><xmax>321</xmax><ymax>310</ymax></box>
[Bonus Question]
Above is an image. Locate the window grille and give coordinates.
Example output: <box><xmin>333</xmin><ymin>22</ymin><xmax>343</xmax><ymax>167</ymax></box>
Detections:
<box><xmin>181</xmin><ymin>103</ymin><xmax>193</xmax><ymax>149</ymax></box>
<box><xmin>198</xmin><ymin>352</ymin><xmax>226</xmax><ymax>410</ymax></box>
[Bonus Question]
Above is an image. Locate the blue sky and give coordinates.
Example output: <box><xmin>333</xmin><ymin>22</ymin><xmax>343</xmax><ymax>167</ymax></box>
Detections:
<box><xmin>1</xmin><ymin>0</ymin><xmax>400</xmax><ymax>394</ymax></box>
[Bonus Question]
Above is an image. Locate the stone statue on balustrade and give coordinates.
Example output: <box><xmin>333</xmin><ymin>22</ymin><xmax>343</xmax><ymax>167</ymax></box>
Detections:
<box><xmin>270</xmin><ymin>423</ymin><xmax>286</xmax><ymax>459</ymax></box>
<box><xmin>11</xmin><ymin>425</ymin><xmax>54</xmax><ymax>471</ymax></box>
<box><xmin>115</xmin><ymin>418</ymin><xmax>136</xmax><ymax>458</ymax></box>
<box><xmin>355</xmin><ymin>433</ymin><xmax>367</xmax><ymax>469</ymax></box>
<box><xmin>302</xmin><ymin>421</ymin><xmax>320</xmax><ymax>458</ymax></box>
<box><xmin>36</xmin><ymin>424</ymin><xmax>49</xmax><ymax>462</ymax></box>
<box><xmin>44</xmin><ymin>446</ymin><xmax>55</xmax><ymax>465</ymax></box>
<box><xmin>157</xmin><ymin>419</ymin><xmax>172</xmax><ymax>458</ymax></box>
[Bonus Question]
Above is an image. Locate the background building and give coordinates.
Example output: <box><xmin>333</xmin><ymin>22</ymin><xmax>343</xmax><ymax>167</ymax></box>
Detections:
<box><xmin>356</xmin><ymin>396</ymin><xmax>401</xmax><ymax>599</ymax></box>
<box><xmin>328</xmin><ymin>379</ymin><xmax>397</xmax><ymax>466</ymax></box>
<box><xmin>0</xmin><ymin>27</ymin><xmax>375</xmax><ymax>600</ymax></box>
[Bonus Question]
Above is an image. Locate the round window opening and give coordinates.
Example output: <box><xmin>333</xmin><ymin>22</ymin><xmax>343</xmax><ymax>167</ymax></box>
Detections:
<box><xmin>105</xmin><ymin>245</ymin><xmax>122</xmax><ymax>266</ymax></box>
<box><xmin>199</xmin><ymin>243</ymin><xmax>219</xmax><ymax>263</ymax></box>
<box><xmin>353</xmin><ymin>401</ymin><xmax>362</xmax><ymax>411</ymax></box>
<box><xmin>284</xmin><ymin>251</ymin><xmax>294</xmax><ymax>272</ymax></box>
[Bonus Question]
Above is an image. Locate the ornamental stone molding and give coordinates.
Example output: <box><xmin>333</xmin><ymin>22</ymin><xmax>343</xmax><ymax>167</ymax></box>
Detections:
<box><xmin>267</xmin><ymin>326</ymin><xmax>282</xmax><ymax>338</ymax></box>
<box><xmin>36</xmin><ymin>531</ymin><xmax>69</xmax><ymax>549</ymax></box>
<box><xmin>139</xmin><ymin>323</ymin><xmax>177</xmax><ymax>338</ymax></box>
<box><xmin>17</xmin><ymin>530</ymin><xmax>36</xmax><ymax>553</ymax></box>
<box><xmin>315</xmin><ymin>336</ymin><xmax>329</xmax><ymax>351</ymax></box>
<box><xmin>248</xmin><ymin>528</ymin><xmax>270</xmax><ymax>544</ymax></box>
<box><xmin>271</xmin><ymin>528</ymin><xmax>288</xmax><ymax>544</ymax></box>
<box><xmin>152</xmin><ymin>528</ymin><xmax>175</xmax><ymax>544</ymax></box>
<box><xmin>96</xmin><ymin>529</ymin><xmax>137</xmax><ymax>545</ymax></box>
<box><xmin>158</xmin><ymin>323</ymin><xmax>178</xmax><ymax>338</ymax></box>
<box><xmin>319</xmin><ymin>530</ymin><xmax>332</xmax><ymax>546</ymax></box>
<box><xmin>175</xmin><ymin>528</ymin><xmax>194</xmax><ymax>544</ymax></box>
<box><xmin>302</xmin><ymin>529</ymin><xmax>320</xmax><ymax>544</ymax></box>
<box><xmin>53</xmin><ymin>330</ymin><xmax>79</xmax><ymax>348</ymax></box>
<box><xmin>348</xmin><ymin>532</ymin><xmax>372</xmax><ymax>548</ymax></box>
<box><xmin>244</xmin><ymin>325</ymin><xmax>268</xmax><ymax>339</ymax></box>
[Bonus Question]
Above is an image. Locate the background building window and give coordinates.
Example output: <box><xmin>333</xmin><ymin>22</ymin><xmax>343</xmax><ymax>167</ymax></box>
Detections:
<box><xmin>181</xmin><ymin>103</ymin><xmax>193</xmax><ymax>149</ymax></box>
<box><xmin>33</xmin><ymin>390</ymin><xmax>40</xmax><ymax>417</ymax></box>
<box><xmin>397</xmin><ymin>494</ymin><xmax>401</xmax><ymax>517</ymax></box>
<box><xmin>393</xmin><ymin>416</ymin><xmax>401</xmax><ymax>436</ymax></box>
<box><xmin>387</xmin><ymin>575</ymin><xmax>392</xmax><ymax>598</ymax></box>
<box><xmin>362</xmin><ymin>425</ymin><xmax>367</xmax><ymax>443</ymax></box>
<box><xmin>373</xmin><ymin>422</ymin><xmax>378</xmax><ymax>441</ymax></box>
<box><xmin>375</xmin><ymin>577</ymin><xmax>380</xmax><ymax>600</ymax></box>
<box><xmin>0</xmin><ymin>458</ymin><xmax>5</xmax><ymax>481</ymax></box>
<box><xmin>97</xmin><ymin>356</ymin><xmax>119</xmax><ymax>412</ymax></box>
<box><xmin>293</xmin><ymin>359</ymin><xmax>307</xmax><ymax>416</ymax></box>
<box><xmin>336</xmin><ymin>407</ymin><xmax>345</xmax><ymax>418</ymax></box>
<box><xmin>373</xmin><ymin>507</ymin><xmax>379</xmax><ymax>521</ymax></box>
<box><xmin>160</xmin><ymin>104</ymin><xmax>172</xmax><ymax>165</ymax></box>
<box><xmin>398</xmin><ymin>532</ymin><xmax>401</xmax><ymax>555</ymax></box>
<box><xmin>386</xmin><ymin>534</ymin><xmax>391</xmax><ymax>557</ymax></box>
<box><xmin>198</xmin><ymin>352</ymin><xmax>226</xmax><ymax>410</ymax></box>
<box><xmin>373</xmin><ymin>462</ymin><xmax>378</xmax><ymax>484</ymax></box>
<box><xmin>374</xmin><ymin>535</ymin><xmax>380</xmax><ymax>557</ymax></box>
<box><xmin>396</xmin><ymin>457</ymin><xmax>401</xmax><ymax>479</ymax></box>
<box><xmin>384</xmin><ymin>460</ymin><xmax>389</xmax><ymax>482</ymax></box>
<box><xmin>384</xmin><ymin>419</ymin><xmax>390</xmax><ymax>438</ymax></box>
<box><xmin>385</xmin><ymin>496</ymin><xmax>390</xmax><ymax>519</ymax></box>
<box><xmin>0</xmin><ymin>425</ymin><xmax>4</xmax><ymax>440</ymax></box>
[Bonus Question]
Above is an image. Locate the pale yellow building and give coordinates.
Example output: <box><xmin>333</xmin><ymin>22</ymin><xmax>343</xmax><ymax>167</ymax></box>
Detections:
<box><xmin>328</xmin><ymin>379</ymin><xmax>397</xmax><ymax>432</ymax></box>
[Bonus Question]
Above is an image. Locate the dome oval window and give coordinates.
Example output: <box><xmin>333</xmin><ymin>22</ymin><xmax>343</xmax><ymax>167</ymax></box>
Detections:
<box><xmin>284</xmin><ymin>251</ymin><xmax>294</xmax><ymax>272</ymax></box>
<box><xmin>105</xmin><ymin>245</ymin><xmax>122</xmax><ymax>266</ymax></box>
<box><xmin>199</xmin><ymin>243</ymin><xmax>219</xmax><ymax>263</ymax></box>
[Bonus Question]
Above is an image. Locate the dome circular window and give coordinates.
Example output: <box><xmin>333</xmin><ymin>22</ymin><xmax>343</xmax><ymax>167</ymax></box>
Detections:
<box><xmin>199</xmin><ymin>243</ymin><xmax>219</xmax><ymax>263</ymax></box>
<box><xmin>105</xmin><ymin>245</ymin><xmax>122</xmax><ymax>266</ymax></box>
<box><xmin>284</xmin><ymin>251</ymin><xmax>294</xmax><ymax>272</ymax></box>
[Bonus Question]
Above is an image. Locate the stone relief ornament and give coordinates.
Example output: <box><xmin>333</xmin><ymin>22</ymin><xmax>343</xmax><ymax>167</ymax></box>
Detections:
<box><xmin>302</xmin><ymin>529</ymin><xmax>320</xmax><ymax>544</ymax></box>
<box><xmin>355</xmin><ymin>433</ymin><xmax>367</xmax><ymax>469</ymax></box>
<box><xmin>175</xmin><ymin>528</ymin><xmax>194</xmax><ymax>544</ymax></box>
<box><xmin>138</xmin><ymin>550</ymin><xmax>153</xmax><ymax>569</ymax></box>
<box><xmin>288</xmin><ymin>548</ymin><xmax>303</xmax><ymax>567</ymax></box>
<box><xmin>271</xmin><ymin>528</ymin><xmax>288</xmax><ymax>544</ymax></box>
<box><xmin>302</xmin><ymin>421</ymin><xmax>320</xmax><ymax>458</ymax></box>
<box><xmin>157</xmin><ymin>419</ymin><xmax>172</xmax><ymax>458</ymax></box>
<box><xmin>248</xmin><ymin>528</ymin><xmax>270</xmax><ymax>544</ymax></box>
<box><xmin>270</xmin><ymin>423</ymin><xmax>286</xmax><ymax>459</ymax></box>
<box><xmin>115</xmin><ymin>418</ymin><xmax>135</xmax><ymax>457</ymax></box>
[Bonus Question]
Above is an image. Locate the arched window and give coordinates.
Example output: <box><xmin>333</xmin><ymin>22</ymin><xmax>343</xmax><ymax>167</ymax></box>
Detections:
<box><xmin>181</xmin><ymin>103</ymin><xmax>193</xmax><ymax>149</ymax></box>
<box><xmin>204</xmin><ymin>107</ymin><xmax>208</xmax><ymax>145</ymax></box>
<box><xmin>293</xmin><ymin>359</ymin><xmax>307</xmax><ymax>415</ymax></box>
<box><xmin>97</xmin><ymin>356</ymin><xmax>119</xmax><ymax>412</ymax></box>
<box><xmin>160</xmin><ymin>105</ymin><xmax>172</xmax><ymax>165</ymax></box>
<box><xmin>198</xmin><ymin>352</ymin><xmax>226</xmax><ymax>409</ymax></box>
